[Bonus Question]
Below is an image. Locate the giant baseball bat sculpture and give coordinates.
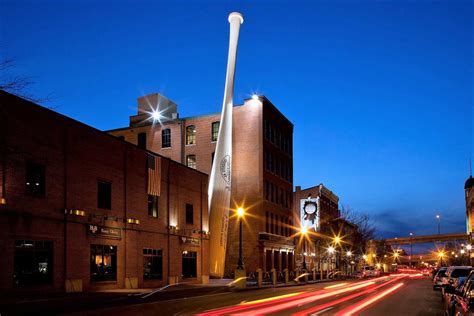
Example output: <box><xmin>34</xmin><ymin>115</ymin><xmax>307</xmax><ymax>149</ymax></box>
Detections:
<box><xmin>208</xmin><ymin>12</ymin><xmax>244</xmax><ymax>278</ymax></box>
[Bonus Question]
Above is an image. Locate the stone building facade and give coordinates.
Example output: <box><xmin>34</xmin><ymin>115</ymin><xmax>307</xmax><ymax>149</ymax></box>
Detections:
<box><xmin>108</xmin><ymin>93</ymin><xmax>295</xmax><ymax>275</ymax></box>
<box><xmin>0</xmin><ymin>91</ymin><xmax>209</xmax><ymax>293</ymax></box>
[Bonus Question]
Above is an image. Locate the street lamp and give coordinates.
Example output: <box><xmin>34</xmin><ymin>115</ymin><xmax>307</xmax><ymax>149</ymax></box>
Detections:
<box><xmin>466</xmin><ymin>244</ymin><xmax>472</xmax><ymax>266</ymax></box>
<box><xmin>436</xmin><ymin>214</ymin><xmax>441</xmax><ymax>235</ymax></box>
<box><xmin>409</xmin><ymin>232</ymin><xmax>414</xmax><ymax>268</ymax></box>
<box><xmin>237</xmin><ymin>207</ymin><xmax>245</xmax><ymax>270</ymax></box>
<box><xmin>300</xmin><ymin>226</ymin><xmax>308</xmax><ymax>270</ymax></box>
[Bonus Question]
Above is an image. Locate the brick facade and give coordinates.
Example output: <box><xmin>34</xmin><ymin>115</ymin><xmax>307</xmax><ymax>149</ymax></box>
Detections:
<box><xmin>0</xmin><ymin>91</ymin><xmax>209</xmax><ymax>292</ymax></box>
<box><xmin>108</xmin><ymin>93</ymin><xmax>295</xmax><ymax>276</ymax></box>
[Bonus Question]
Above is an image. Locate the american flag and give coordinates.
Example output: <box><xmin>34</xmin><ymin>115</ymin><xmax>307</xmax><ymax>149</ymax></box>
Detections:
<box><xmin>147</xmin><ymin>154</ymin><xmax>161</xmax><ymax>196</ymax></box>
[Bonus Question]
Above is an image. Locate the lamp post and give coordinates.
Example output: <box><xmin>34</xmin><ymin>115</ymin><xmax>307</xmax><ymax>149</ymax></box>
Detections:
<box><xmin>328</xmin><ymin>246</ymin><xmax>335</xmax><ymax>272</ymax></box>
<box><xmin>436</xmin><ymin>214</ymin><xmax>441</xmax><ymax>235</ymax></box>
<box><xmin>237</xmin><ymin>207</ymin><xmax>245</xmax><ymax>269</ymax></box>
<box><xmin>333</xmin><ymin>236</ymin><xmax>342</xmax><ymax>273</ymax></box>
<box><xmin>300</xmin><ymin>226</ymin><xmax>308</xmax><ymax>271</ymax></box>
<box><xmin>467</xmin><ymin>244</ymin><xmax>472</xmax><ymax>266</ymax></box>
<box><xmin>409</xmin><ymin>232</ymin><xmax>413</xmax><ymax>268</ymax></box>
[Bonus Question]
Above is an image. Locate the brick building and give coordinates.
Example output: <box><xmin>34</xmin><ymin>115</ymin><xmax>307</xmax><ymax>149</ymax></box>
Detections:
<box><xmin>293</xmin><ymin>185</ymin><xmax>341</xmax><ymax>273</ymax></box>
<box><xmin>465</xmin><ymin>175</ymin><xmax>474</xmax><ymax>234</ymax></box>
<box><xmin>108</xmin><ymin>93</ymin><xmax>295</xmax><ymax>275</ymax></box>
<box><xmin>0</xmin><ymin>91</ymin><xmax>209</xmax><ymax>292</ymax></box>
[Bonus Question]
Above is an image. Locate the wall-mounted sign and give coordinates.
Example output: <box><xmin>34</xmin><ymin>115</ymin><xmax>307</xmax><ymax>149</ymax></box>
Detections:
<box><xmin>181</xmin><ymin>236</ymin><xmax>200</xmax><ymax>246</ymax></box>
<box><xmin>300</xmin><ymin>197</ymin><xmax>320</xmax><ymax>232</ymax></box>
<box><xmin>88</xmin><ymin>224</ymin><xmax>121</xmax><ymax>239</ymax></box>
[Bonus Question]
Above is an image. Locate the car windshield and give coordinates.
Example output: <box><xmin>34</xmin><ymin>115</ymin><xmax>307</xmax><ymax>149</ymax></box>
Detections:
<box><xmin>451</xmin><ymin>269</ymin><xmax>471</xmax><ymax>278</ymax></box>
<box><xmin>437</xmin><ymin>269</ymin><xmax>447</xmax><ymax>277</ymax></box>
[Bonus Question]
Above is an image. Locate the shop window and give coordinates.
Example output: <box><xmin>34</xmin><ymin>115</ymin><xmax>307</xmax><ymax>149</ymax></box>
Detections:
<box><xmin>162</xmin><ymin>129</ymin><xmax>171</xmax><ymax>148</ymax></box>
<box><xmin>138</xmin><ymin>132</ymin><xmax>147</xmax><ymax>149</ymax></box>
<box><xmin>97</xmin><ymin>180</ymin><xmax>111</xmax><ymax>209</ymax></box>
<box><xmin>186</xmin><ymin>125</ymin><xmax>196</xmax><ymax>145</ymax></box>
<box><xmin>25</xmin><ymin>162</ymin><xmax>45</xmax><ymax>197</ymax></box>
<box><xmin>90</xmin><ymin>244</ymin><xmax>117</xmax><ymax>282</ymax></box>
<box><xmin>182</xmin><ymin>251</ymin><xmax>197</xmax><ymax>278</ymax></box>
<box><xmin>13</xmin><ymin>240</ymin><xmax>53</xmax><ymax>286</ymax></box>
<box><xmin>186</xmin><ymin>203</ymin><xmax>193</xmax><ymax>224</ymax></box>
<box><xmin>186</xmin><ymin>155</ymin><xmax>196</xmax><ymax>169</ymax></box>
<box><xmin>211</xmin><ymin>121</ymin><xmax>220</xmax><ymax>142</ymax></box>
<box><xmin>143</xmin><ymin>248</ymin><xmax>162</xmax><ymax>280</ymax></box>
<box><xmin>148</xmin><ymin>195</ymin><xmax>158</xmax><ymax>218</ymax></box>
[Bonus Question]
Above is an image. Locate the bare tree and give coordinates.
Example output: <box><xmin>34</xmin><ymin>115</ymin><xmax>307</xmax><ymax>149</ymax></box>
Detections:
<box><xmin>0</xmin><ymin>58</ymin><xmax>52</xmax><ymax>104</ymax></box>
<box><xmin>340</xmin><ymin>205</ymin><xmax>376</xmax><ymax>242</ymax></box>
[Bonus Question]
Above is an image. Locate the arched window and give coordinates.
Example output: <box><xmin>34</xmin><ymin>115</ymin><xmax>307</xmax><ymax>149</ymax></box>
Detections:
<box><xmin>186</xmin><ymin>155</ymin><xmax>196</xmax><ymax>169</ymax></box>
<box><xmin>186</xmin><ymin>125</ymin><xmax>196</xmax><ymax>145</ymax></box>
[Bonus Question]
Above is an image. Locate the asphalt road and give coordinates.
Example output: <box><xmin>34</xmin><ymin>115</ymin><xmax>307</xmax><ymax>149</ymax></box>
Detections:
<box><xmin>58</xmin><ymin>275</ymin><xmax>443</xmax><ymax>315</ymax></box>
<box><xmin>0</xmin><ymin>275</ymin><xmax>443</xmax><ymax>315</ymax></box>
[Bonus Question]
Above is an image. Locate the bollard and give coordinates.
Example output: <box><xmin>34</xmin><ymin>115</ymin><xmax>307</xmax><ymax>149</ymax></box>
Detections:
<box><xmin>284</xmin><ymin>268</ymin><xmax>289</xmax><ymax>284</ymax></box>
<box><xmin>271</xmin><ymin>268</ymin><xmax>277</xmax><ymax>286</ymax></box>
<box><xmin>257</xmin><ymin>268</ymin><xmax>263</xmax><ymax>287</ymax></box>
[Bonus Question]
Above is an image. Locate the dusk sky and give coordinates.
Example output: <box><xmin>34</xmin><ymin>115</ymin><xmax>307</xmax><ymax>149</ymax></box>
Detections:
<box><xmin>2</xmin><ymin>0</ymin><xmax>472</xmax><ymax>239</ymax></box>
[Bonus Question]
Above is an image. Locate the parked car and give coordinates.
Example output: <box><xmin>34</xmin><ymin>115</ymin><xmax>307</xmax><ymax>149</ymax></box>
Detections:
<box><xmin>443</xmin><ymin>276</ymin><xmax>467</xmax><ymax>315</ymax></box>
<box><xmin>442</xmin><ymin>266</ymin><xmax>473</xmax><ymax>292</ymax></box>
<box><xmin>361</xmin><ymin>266</ymin><xmax>380</xmax><ymax>278</ymax></box>
<box><xmin>444</xmin><ymin>270</ymin><xmax>474</xmax><ymax>316</ymax></box>
<box><xmin>434</xmin><ymin>267</ymin><xmax>448</xmax><ymax>290</ymax></box>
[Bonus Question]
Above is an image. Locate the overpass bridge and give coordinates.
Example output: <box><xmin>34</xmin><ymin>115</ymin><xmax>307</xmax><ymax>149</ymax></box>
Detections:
<box><xmin>375</xmin><ymin>233</ymin><xmax>469</xmax><ymax>245</ymax></box>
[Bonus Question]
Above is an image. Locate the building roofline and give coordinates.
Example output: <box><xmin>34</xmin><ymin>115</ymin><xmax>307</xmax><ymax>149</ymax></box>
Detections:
<box><xmin>0</xmin><ymin>90</ymin><xmax>209</xmax><ymax>177</ymax></box>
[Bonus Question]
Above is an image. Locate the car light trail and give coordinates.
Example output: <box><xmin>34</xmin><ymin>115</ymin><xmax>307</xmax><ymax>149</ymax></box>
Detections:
<box><xmin>292</xmin><ymin>276</ymin><xmax>405</xmax><ymax>316</ymax></box>
<box><xmin>231</xmin><ymin>282</ymin><xmax>376</xmax><ymax>316</ymax></box>
<box><xmin>324</xmin><ymin>283</ymin><xmax>348</xmax><ymax>289</ymax></box>
<box><xmin>334</xmin><ymin>282</ymin><xmax>405</xmax><ymax>316</ymax></box>
<box><xmin>197</xmin><ymin>277</ymin><xmax>400</xmax><ymax>316</ymax></box>
<box><xmin>240</xmin><ymin>292</ymin><xmax>303</xmax><ymax>305</ymax></box>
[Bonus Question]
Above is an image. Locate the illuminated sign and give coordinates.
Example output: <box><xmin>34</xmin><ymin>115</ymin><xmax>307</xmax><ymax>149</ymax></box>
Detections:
<box><xmin>300</xmin><ymin>197</ymin><xmax>320</xmax><ymax>231</ymax></box>
<box><xmin>88</xmin><ymin>224</ymin><xmax>121</xmax><ymax>239</ymax></box>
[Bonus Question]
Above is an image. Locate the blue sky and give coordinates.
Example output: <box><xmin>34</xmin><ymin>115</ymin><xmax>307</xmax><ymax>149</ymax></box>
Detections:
<box><xmin>1</xmin><ymin>0</ymin><xmax>472</xmax><ymax>239</ymax></box>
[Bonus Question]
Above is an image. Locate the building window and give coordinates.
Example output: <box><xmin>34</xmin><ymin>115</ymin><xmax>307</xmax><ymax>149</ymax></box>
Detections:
<box><xmin>138</xmin><ymin>132</ymin><xmax>147</xmax><ymax>149</ymax></box>
<box><xmin>14</xmin><ymin>240</ymin><xmax>53</xmax><ymax>287</ymax></box>
<box><xmin>186</xmin><ymin>203</ymin><xmax>193</xmax><ymax>224</ymax></box>
<box><xmin>97</xmin><ymin>180</ymin><xmax>111</xmax><ymax>209</ymax></box>
<box><xmin>148</xmin><ymin>195</ymin><xmax>158</xmax><ymax>217</ymax></box>
<box><xmin>182</xmin><ymin>251</ymin><xmax>197</xmax><ymax>278</ymax></box>
<box><xmin>25</xmin><ymin>162</ymin><xmax>45</xmax><ymax>197</ymax></box>
<box><xmin>186</xmin><ymin>125</ymin><xmax>196</xmax><ymax>145</ymax></box>
<box><xmin>90</xmin><ymin>244</ymin><xmax>117</xmax><ymax>282</ymax></box>
<box><xmin>186</xmin><ymin>155</ymin><xmax>196</xmax><ymax>169</ymax></box>
<box><xmin>211</xmin><ymin>121</ymin><xmax>220</xmax><ymax>142</ymax></box>
<box><xmin>143</xmin><ymin>248</ymin><xmax>162</xmax><ymax>280</ymax></box>
<box><xmin>161</xmin><ymin>129</ymin><xmax>171</xmax><ymax>148</ymax></box>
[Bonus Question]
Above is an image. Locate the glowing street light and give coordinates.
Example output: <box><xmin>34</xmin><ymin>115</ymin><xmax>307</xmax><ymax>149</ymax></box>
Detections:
<box><xmin>236</xmin><ymin>207</ymin><xmax>245</xmax><ymax>270</ymax></box>
<box><xmin>436</xmin><ymin>214</ymin><xmax>441</xmax><ymax>235</ymax></box>
<box><xmin>251</xmin><ymin>94</ymin><xmax>259</xmax><ymax>100</ymax></box>
<box><xmin>327</xmin><ymin>246</ymin><xmax>335</xmax><ymax>254</ymax></box>
<box><xmin>346</xmin><ymin>251</ymin><xmax>352</xmax><ymax>257</ymax></box>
